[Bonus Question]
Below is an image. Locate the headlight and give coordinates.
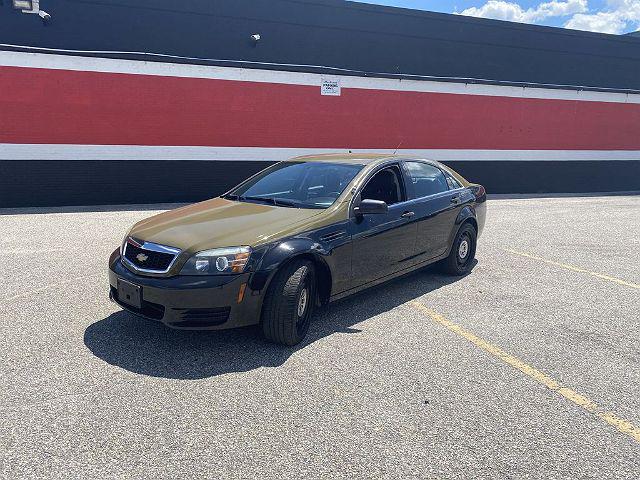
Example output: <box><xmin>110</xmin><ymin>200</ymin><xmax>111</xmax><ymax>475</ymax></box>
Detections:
<box><xmin>120</xmin><ymin>231</ymin><xmax>132</xmax><ymax>256</ymax></box>
<box><xmin>180</xmin><ymin>246</ymin><xmax>252</xmax><ymax>275</ymax></box>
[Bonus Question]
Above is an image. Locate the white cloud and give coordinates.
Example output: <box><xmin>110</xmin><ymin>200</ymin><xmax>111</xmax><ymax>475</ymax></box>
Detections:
<box><xmin>564</xmin><ymin>11</ymin><xmax>627</xmax><ymax>32</ymax></box>
<box><xmin>458</xmin><ymin>0</ymin><xmax>587</xmax><ymax>23</ymax></box>
<box><xmin>564</xmin><ymin>0</ymin><xmax>640</xmax><ymax>34</ymax></box>
<box><xmin>457</xmin><ymin>0</ymin><xmax>640</xmax><ymax>34</ymax></box>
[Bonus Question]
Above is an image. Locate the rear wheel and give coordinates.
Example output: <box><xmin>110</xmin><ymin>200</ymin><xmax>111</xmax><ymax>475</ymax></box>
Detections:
<box><xmin>440</xmin><ymin>223</ymin><xmax>477</xmax><ymax>276</ymax></box>
<box><xmin>261</xmin><ymin>259</ymin><xmax>316</xmax><ymax>346</ymax></box>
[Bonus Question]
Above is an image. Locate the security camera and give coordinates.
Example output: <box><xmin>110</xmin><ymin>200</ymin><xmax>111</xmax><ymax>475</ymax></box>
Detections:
<box><xmin>13</xmin><ymin>0</ymin><xmax>51</xmax><ymax>24</ymax></box>
<box><xmin>38</xmin><ymin>10</ymin><xmax>51</xmax><ymax>23</ymax></box>
<box><xmin>250</xmin><ymin>34</ymin><xmax>261</xmax><ymax>42</ymax></box>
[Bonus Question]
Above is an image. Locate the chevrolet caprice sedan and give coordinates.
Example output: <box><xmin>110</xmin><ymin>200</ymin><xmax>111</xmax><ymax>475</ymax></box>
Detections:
<box><xmin>109</xmin><ymin>154</ymin><xmax>486</xmax><ymax>345</ymax></box>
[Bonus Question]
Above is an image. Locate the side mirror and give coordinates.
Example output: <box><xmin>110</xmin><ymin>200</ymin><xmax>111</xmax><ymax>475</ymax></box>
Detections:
<box><xmin>354</xmin><ymin>199</ymin><xmax>388</xmax><ymax>216</ymax></box>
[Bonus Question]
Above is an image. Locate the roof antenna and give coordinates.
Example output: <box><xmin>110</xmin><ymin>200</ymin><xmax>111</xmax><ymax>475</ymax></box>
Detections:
<box><xmin>393</xmin><ymin>140</ymin><xmax>403</xmax><ymax>155</ymax></box>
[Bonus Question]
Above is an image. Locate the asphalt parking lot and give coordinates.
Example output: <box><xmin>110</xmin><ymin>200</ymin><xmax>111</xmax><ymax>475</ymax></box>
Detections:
<box><xmin>1</xmin><ymin>195</ymin><xmax>639</xmax><ymax>479</ymax></box>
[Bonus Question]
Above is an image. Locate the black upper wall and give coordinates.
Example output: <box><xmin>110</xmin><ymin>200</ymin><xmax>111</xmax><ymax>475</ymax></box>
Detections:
<box><xmin>1</xmin><ymin>0</ymin><xmax>640</xmax><ymax>91</ymax></box>
<box><xmin>2</xmin><ymin>159</ymin><xmax>639</xmax><ymax>207</ymax></box>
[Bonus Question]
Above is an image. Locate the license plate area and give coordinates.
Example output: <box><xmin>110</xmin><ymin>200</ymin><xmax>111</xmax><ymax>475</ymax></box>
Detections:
<box><xmin>117</xmin><ymin>279</ymin><xmax>142</xmax><ymax>309</ymax></box>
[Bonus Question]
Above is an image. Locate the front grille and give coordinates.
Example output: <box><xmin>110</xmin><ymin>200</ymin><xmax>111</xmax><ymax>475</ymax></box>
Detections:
<box><xmin>124</xmin><ymin>243</ymin><xmax>176</xmax><ymax>271</ymax></box>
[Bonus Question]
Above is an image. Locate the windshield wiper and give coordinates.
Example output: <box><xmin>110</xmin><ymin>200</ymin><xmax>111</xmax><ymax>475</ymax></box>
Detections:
<box><xmin>225</xmin><ymin>194</ymin><xmax>317</xmax><ymax>209</ymax></box>
<box><xmin>240</xmin><ymin>196</ymin><xmax>299</xmax><ymax>208</ymax></box>
<box><xmin>223</xmin><ymin>194</ymin><xmax>241</xmax><ymax>201</ymax></box>
<box><xmin>272</xmin><ymin>198</ymin><xmax>299</xmax><ymax>207</ymax></box>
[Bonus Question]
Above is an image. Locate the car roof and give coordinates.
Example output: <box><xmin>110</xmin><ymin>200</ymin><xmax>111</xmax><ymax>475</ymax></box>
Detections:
<box><xmin>285</xmin><ymin>153</ymin><xmax>426</xmax><ymax>166</ymax></box>
<box><xmin>282</xmin><ymin>153</ymin><xmax>470</xmax><ymax>188</ymax></box>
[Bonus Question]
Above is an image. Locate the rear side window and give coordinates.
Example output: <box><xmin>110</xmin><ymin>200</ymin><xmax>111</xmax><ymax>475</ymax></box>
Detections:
<box><xmin>446</xmin><ymin>175</ymin><xmax>462</xmax><ymax>190</ymax></box>
<box><xmin>405</xmin><ymin>162</ymin><xmax>449</xmax><ymax>198</ymax></box>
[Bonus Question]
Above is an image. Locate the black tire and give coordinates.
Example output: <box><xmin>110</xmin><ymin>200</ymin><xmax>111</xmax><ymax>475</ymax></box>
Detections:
<box><xmin>261</xmin><ymin>259</ymin><xmax>316</xmax><ymax>346</ymax></box>
<box><xmin>440</xmin><ymin>223</ymin><xmax>477</xmax><ymax>276</ymax></box>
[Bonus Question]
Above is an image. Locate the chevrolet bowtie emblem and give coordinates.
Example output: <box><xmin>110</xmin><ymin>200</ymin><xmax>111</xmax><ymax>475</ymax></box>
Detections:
<box><xmin>136</xmin><ymin>253</ymin><xmax>149</xmax><ymax>263</ymax></box>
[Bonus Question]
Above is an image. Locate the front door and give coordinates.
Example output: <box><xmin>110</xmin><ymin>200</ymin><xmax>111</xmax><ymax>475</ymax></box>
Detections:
<box><xmin>349</xmin><ymin>165</ymin><xmax>417</xmax><ymax>287</ymax></box>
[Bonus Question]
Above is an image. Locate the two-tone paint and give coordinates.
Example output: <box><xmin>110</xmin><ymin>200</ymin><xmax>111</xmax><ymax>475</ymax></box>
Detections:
<box><xmin>108</xmin><ymin>155</ymin><xmax>486</xmax><ymax>330</ymax></box>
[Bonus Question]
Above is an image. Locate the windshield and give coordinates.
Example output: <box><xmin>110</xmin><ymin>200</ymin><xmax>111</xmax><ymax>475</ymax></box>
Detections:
<box><xmin>226</xmin><ymin>162</ymin><xmax>363</xmax><ymax>209</ymax></box>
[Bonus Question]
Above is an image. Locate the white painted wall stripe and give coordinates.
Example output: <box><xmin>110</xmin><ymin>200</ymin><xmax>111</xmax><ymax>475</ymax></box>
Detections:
<box><xmin>1</xmin><ymin>144</ymin><xmax>638</xmax><ymax>162</ymax></box>
<box><xmin>1</xmin><ymin>51</ymin><xmax>639</xmax><ymax>105</ymax></box>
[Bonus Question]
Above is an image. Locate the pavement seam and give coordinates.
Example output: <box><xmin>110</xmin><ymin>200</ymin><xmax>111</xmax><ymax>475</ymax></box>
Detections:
<box><xmin>407</xmin><ymin>301</ymin><xmax>640</xmax><ymax>444</ymax></box>
<box><xmin>0</xmin><ymin>274</ymin><xmax>101</xmax><ymax>304</ymax></box>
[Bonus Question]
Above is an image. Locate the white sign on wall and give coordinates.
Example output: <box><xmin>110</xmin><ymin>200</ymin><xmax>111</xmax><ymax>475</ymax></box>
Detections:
<box><xmin>321</xmin><ymin>77</ymin><xmax>341</xmax><ymax>96</ymax></box>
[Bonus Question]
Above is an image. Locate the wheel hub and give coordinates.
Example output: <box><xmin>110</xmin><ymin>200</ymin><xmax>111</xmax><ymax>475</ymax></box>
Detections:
<box><xmin>458</xmin><ymin>239</ymin><xmax>469</xmax><ymax>260</ymax></box>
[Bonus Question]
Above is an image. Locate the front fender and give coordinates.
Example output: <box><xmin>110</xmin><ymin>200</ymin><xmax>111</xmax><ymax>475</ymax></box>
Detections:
<box><xmin>249</xmin><ymin>239</ymin><xmax>329</xmax><ymax>292</ymax></box>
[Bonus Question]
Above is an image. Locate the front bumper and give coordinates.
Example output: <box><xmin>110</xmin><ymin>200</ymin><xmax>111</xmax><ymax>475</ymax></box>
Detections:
<box><xmin>108</xmin><ymin>250</ymin><xmax>264</xmax><ymax>330</ymax></box>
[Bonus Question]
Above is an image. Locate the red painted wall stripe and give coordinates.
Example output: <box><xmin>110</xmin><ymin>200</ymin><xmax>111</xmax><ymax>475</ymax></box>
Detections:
<box><xmin>1</xmin><ymin>66</ymin><xmax>640</xmax><ymax>150</ymax></box>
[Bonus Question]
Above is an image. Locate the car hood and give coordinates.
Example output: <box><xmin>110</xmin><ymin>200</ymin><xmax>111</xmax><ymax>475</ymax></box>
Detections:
<box><xmin>128</xmin><ymin>197</ymin><xmax>325</xmax><ymax>254</ymax></box>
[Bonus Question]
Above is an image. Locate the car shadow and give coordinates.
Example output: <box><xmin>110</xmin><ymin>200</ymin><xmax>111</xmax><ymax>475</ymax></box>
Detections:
<box><xmin>84</xmin><ymin>262</ymin><xmax>476</xmax><ymax>380</ymax></box>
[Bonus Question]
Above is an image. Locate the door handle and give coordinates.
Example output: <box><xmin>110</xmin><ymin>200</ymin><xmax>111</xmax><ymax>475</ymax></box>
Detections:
<box><xmin>450</xmin><ymin>195</ymin><xmax>461</xmax><ymax>204</ymax></box>
<box><xmin>401</xmin><ymin>211</ymin><xmax>415</xmax><ymax>218</ymax></box>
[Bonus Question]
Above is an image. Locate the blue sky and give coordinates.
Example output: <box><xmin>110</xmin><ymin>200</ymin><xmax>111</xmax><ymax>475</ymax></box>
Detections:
<box><xmin>353</xmin><ymin>1</ymin><xmax>640</xmax><ymax>34</ymax></box>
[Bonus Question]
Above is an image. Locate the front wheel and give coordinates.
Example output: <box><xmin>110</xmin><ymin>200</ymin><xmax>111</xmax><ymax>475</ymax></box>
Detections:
<box><xmin>440</xmin><ymin>223</ymin><xmax>477</xmax><ymax>276</ymax></box>
<box><xmin>261</xmin><ymin>259</ymin><xmax>316</xmax><ymax>346</ymax></box>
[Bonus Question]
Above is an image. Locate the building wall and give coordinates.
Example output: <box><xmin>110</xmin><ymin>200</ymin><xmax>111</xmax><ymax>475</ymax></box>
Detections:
<box><xmin>1</xmin><ymin>0</ymin><xmax>639</xmax><ymax>206</ymax></box>
<box><xmin>1</xmin><ymin>51</ymin><xmax>639</xmax><ymax>207</ymax></box>
<box><xmin>2</xmin><ymin>0</ymin><xmax>640</xmax><ymax>90</ymax></box>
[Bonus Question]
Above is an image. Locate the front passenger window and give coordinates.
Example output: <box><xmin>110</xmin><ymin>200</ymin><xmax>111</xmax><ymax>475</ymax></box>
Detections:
<box><xmin>405</xmin><ymin>162</ymin><xmax>449</xmax><ymax>199</ymax></box>
<box><xmin>360</xmin><ymin>167</ymin><xmax>404</xmax><ymax>205</ymax></box>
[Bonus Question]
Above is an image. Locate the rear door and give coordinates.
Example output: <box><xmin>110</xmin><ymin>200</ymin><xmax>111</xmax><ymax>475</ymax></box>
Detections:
<box><xmin>402</xmin><ymin>161</ymin><xmax>467</xmax><ymax>262</ymax></box>
<box><xmin>349</xmin><ymin>164</ymin><xmax>418</xmax><ymax>286</ymax></box>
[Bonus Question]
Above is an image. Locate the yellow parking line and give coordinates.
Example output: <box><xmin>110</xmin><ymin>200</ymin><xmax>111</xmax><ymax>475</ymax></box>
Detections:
<box><xmin>407</xmin><ymin>301</ymin><xmax>640</xmax><ymax>444</ymax></box>
<box><xmin>504</xmin><ymin>248</ymin><xmax>640</xmax><ymax>290</ymax></box>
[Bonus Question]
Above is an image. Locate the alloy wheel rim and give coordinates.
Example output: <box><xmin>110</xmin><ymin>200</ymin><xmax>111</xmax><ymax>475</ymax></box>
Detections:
<box><xmin>297</xmin><ymin>288</ymin><xmax>308</xmax><ymax>318</ymax></box>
